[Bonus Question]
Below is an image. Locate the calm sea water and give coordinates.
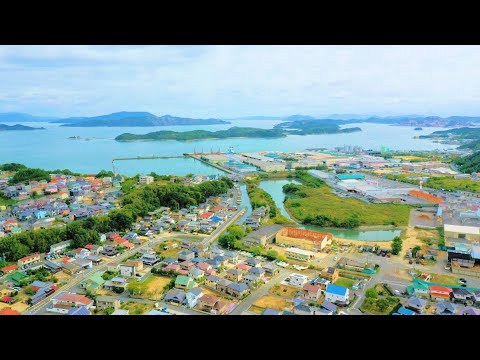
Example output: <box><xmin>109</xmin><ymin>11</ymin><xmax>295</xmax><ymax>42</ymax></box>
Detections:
<box><xmin>259</xmin><ymin>179</ymin><xmax>402</xmax><ymax>241</ymax></box>
<box><xmin>0</xmin><ymin>120</ymin><xmax>454</xmax><ymax>175</ymax></box>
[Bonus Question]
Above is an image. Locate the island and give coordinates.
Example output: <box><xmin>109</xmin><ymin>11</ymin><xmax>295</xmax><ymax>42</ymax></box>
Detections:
<box><xmin>53</xmin><ymin>111</ymin><xmax>230</xmax><ymax>127</ymax></box>
<box><xmin>115</xmin><ymin>122</ymin><xmax>363</xmax><ymax>142</ymax></box>
<box><xmin>115</xmin><ymin>127</ymin><xmax>287</xmax><ymax>141</ymax></box>
<box><xmin>419</xmin><ymin>127</ymin><xmax>480</xmax><ymax>148</ymax></box>
<box><xmin>0</xmin><ymin>124</ymin><xmax>45</xmax><ymax>131</ymax></box>
<box><xmin>414</xmin><ymin>127</ymin><xmax>423</xmax><ymax>130</ymax></box>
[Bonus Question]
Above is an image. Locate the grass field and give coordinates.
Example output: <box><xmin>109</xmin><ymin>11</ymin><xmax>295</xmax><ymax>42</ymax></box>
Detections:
<box><xmin>120</xmin><ymin>302</ymin><xmax>154</xmax><ymax>315</ymax></box>
<box><xmin>253</xmin><ymin>295</ymin><xmax>293</xmax><ymax>311</ymax></box>
<box><xmin>144</xmin><ymin>275</ymin><xmax>173</xmax><ymax>299</ymax></box>
<box><xmin>334</xmin><ymin>277</ymin><xmax>355</xmax><ymax>289</ymax></box>
<box><xmin>431</xmin><ymin>274</ymin><xmax>460</xmax><ymax>286</ymax></box>
<box><xmin>269</xmin><ymin>284</ymin><xmax>301</xmax><ymax>298</ymax></box>
<box><xmin>387</xmin><ymin>173</ymin><xmax>480</xmax><ymax>192</ymax></box>
<box><xmin>285</xmin><ymin>186</ymin><xmax>411</xmax><ymax>227</ymax></box>
<box><xmin>248</xmin><ymin>305</ymin><xmax>265</xmax><ymax>314</ymax></box>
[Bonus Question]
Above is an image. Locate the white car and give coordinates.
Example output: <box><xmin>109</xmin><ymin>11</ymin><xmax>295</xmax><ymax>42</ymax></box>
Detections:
<box><xmin>333</xmin><ymin>256</ymin><xmax>338</xmax><ymax>261</ymax></box>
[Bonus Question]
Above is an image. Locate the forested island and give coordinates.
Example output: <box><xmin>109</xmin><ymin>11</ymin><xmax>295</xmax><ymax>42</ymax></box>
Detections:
<box><xmin>419</xmin><ymin>127</ymin><xmax>480</xmax><ymax>149</ymax></box>
<box><xmin>115</xmin><ymin>122</ymin><xmax>361</xmax><ymax>142</ymax></box>
<box><xmin>0</xmin><ymin>124</ymin><xmax>45</xmax><ymax>131</ymax></box>
<box><xmin>454</xmin><ymin>152</ymin><xmax>480</xmax><ymax>174</ymax></box>
<box><xmin>54</xmin><ymin>111</ymin><xmax>229</xmax><ymax>127</ymax></box>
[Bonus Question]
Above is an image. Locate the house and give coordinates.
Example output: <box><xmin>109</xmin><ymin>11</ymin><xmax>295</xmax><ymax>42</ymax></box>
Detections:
<box><xmin>178</xmin><ymin>250</ymin><xmax>195</xmax><ymax>262</ymax></box>
<box><xmin>396</xmin><ymin>307</ymin><xmax>416</xmax><ymax>315</ymax></box>
<box><xmin>236</xmin><ymin>263</ymin><xmax>252</xmax><ymax>273</ymax></box>
<box><xmin>179</xmin><ymin>261</ymin><xmax>195</xmax><ymax>271</ymax></box>
<box><xmin>248</xmin><ymin>267</ymin><xmax>265</xmax><ymax>278</ymax></box>
<box><xmin>242</xmin><ymin>274</ymin><xmax>259</xmax><ymax>287</ymax></box>
<box><xmin>29</xmin><ymin>284</ymin><xmax>58</xmax><ymax>305</ymax></box>
<box><xmin>435</xmin><ymin>300</ymin><xmax>458</xmax><ymax>315</ymax></box>
<box><xmin>119</xmin><ymin>263</ymin><xmax>136</xmax><ymax>277</ymax></box>
<box><xmin>319</xmin><ymin>301</ymin><xmax>338</xmax><ymax>315</ymax></box>
<box><xmin>104</xmin><ymin>277</ymin><xmax>128</xmax><ymax>292</ymax></box>
<box><xmin>262</xmin><ymin>308</ymin><xmax>281</xmax><ymax>315</ymax></box>
<box><xmin>263</xmin><ymin>262</ymin><xmax>279</xmax><ymax>276</ymax></box>
<box><xmin>216</xmin><ymin>278</ymin><xmax>232</xmax><ymax>293</ymax></box>
<box><xmin>288</xmin><ymin>273</ymin><xmax>309</xmax><ymax>288</ymax></box>
<box><xmin>188</xmin><ymin>267</ymin><xmax>205</xmax><ymax>281</ymax></box>
<box><xmin>68</xmin><ymin>306</ymin><xmax>91</xmax><ymax>315</ymax></box>
<box><xmin>213</xmin><ymin>255</ymin><xmax>228</xmax><ymax>267</ymax></box>
<box><xmin>459</xmin><ymin>306</ymin><xmax>480</xmax><ymax>315</ymax></box>
<box><xmin>164</xmin><ymin>290</ymin><xmax>187</xmax><ymax>305</ymax></box>
<box><xmin>62</xmin><ymin>262</ymin><xmax>83</xmax><ymax>275</ymax></box>
<box><xmin>95</xmin><ymin>295</ymin><xmax>120</xmax><ymax>311</ymax></box>
<box><xmin>1</xmin><ymin>264</ymin><xmax>18</xmax><ymax>275</ymax></box>
<box><xmin>49</xmin><ymin>240</ymin><xmax>72</xmax><ymax>254</ymax></box>
<box><xmin>213</xmin><ymin>301</ymin><xmax>229</xmax><ymax>315</ymax></box>
<box><xmin>175</xmin><ymin>275</ymin><xmax>195</xmax><ymax>291</ymax></box>
<box><xmin>17</xmin><ymin>253</ymin><xmax>41</xmax><ymax>269</ymax></box>
<box><xmin>246</xmin><ymin>258</ymin><xmax>262</xmax><ymax>268</ymax></box>
<box><xmin>85</xmin><ymin>244</ymin><xmax>103</xmax><ymax>255</ymax></box>
<box><xmin>74</xmin><ymin>248</ymin><xmax>91</xmax><ymax>259</ymax></box>
<box><xmin>451</xmin><ymin>288</ymin><xmax>474</xmax><ymax>303</ymax></box>
<box><xmin>294</xmin><ymin>304</ymin><xmax>313</xmax><ymax>315</ymax></box>
<box><xmin>321</xmin><ymin>267</ymin><xmax>339</xmax><ymax>283</ymax></box>
<box><xmin>198</xmin><ymin>294</ymin><xmax>219</xmax><ymax>312</ymax></box>
<box><xmin>419</xmin><ymin>272</ymin><xmax>431</xmax><ymax>282</ymax></box>
<box><xmin>226</xmin><ymin>269</ymin><xmax>243</xmax><ymax>282</ymax></box>
<box><xmin>226</xmin><ymin>282</ymin><xmax>249</xmax><ymax>298</ymax></box>
<box><xmin>186</xmin><ymin>288</ymin><xmax>204</xmax><ymax>308</ymax></box>
<box><xmin>205</xmin><ymin>275</ymin><xmax>220</xmax><ymax>288</ymax></box>
<box><xmin>302</xmin><ymin>284</ymin><xmax>322</xmax><ymax>302</ymax></box>
<box><xmin>80</xmin><ymin>271</ymin><xmax>106</xmax><ymax>293</ymax></box>
<box><xmin>224</xmin><ymin>251</ymin><xmax>239</xmax><ymax>265</ymax></box>
<box><xmin>311</xmin><ymin>277</ymin><xmax>330</xmax><ymax>291</ymax></box>
<box><xmin>140</xmin><ymin>253</ymin><xmax>161</xmax><ymax>266</ymax></box>
<box><xmin>47</xmin><ymin>292</ymin><xmax>94</xmax><ymax>314</ymax></box>
<box><xmin>197</xmin><ymin>262</ymin><xmax>214</xmax><ymax>275</ymax></box>
<box><xmin>407</xmin><ymin>296</ymin><xmax>428</xmax><ymax>313</ymax></box>
<box><xmin>325</xmin><ymin>284</ymin><xmax>350</xmax><ymax>304</ymax></box>
<box><xmin>430</xmin><ymin>286</ymin><xmax>452</xmax><ymax>300</ymax></box>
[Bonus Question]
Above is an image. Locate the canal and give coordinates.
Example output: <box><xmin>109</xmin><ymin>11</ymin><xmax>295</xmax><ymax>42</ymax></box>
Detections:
<box><xmin>258</xmin><ymin>179</ymin><xmax>402</xmax><ymax>241</ymax></box>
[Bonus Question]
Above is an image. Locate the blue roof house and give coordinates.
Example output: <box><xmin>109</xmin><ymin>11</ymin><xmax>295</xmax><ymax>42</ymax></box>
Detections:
<box><xmin>396</xmin><ymin>306</ymin><xmax>416</xmax><ymax>315</ymax></box>
<box><xmin>34</xmin><ymin>210</ymin><xmax>47</xmax><ymax>220</ymax></box>
<box><xmin>325</xmin><ymin>284</ymin><xmax>350</xmax><ymax>304</ymax></box>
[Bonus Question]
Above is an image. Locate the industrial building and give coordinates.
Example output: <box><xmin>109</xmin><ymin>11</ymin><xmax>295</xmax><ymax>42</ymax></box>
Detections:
<box><xmin>444</xmin><ymin>224</ymin><xmax>480</xmax><ymax>243</ymax></box>
<box><xmin>275</xmin><ymin>227</ymin><xmax>332</xmax><ymax>251</ymax></box>
<box><xmin>285</xmin><ymin>247</ymin><xmax>316</xmax><ymax>262</ymax></box>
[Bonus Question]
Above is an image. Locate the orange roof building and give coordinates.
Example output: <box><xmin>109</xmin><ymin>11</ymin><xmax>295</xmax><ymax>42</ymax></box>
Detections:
<box><xmin>408</xmin><ymin>190</ymin><xmax>443</xmax><ymax>204</ymax></box>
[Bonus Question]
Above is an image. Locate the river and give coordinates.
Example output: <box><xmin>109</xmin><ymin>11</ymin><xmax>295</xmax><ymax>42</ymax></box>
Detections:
<box><xmin>258</xmin><ymin>179</ymin><xmax>402</xmax><ymax>241</ymax></box>
<box><xmin>0</xmin><ymin>120</ymin><xmax>455</xmax><ymax>175</ymax></box>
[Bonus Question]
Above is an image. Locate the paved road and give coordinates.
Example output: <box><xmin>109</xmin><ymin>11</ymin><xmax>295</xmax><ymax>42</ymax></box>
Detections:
<box><xmin>24</xmin><ymin>233</ymin><xmax>174</xmax><ymax>315</ymax></box>
<box><xmin>230</xmin><ymin>268</ymin><xmax>290</xmax><ymax>315</ymax></box>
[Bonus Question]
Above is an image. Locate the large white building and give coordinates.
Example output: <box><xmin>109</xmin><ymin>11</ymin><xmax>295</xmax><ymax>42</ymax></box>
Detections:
<box><xmin>139</xmin><ymin>175</ymin><xmax>154</xmax><ymax>185</ymax></box>
<box><xmin>288</xmin><ymin>273</ymin><xmax>309</xmax><ymax>288</ymax></box>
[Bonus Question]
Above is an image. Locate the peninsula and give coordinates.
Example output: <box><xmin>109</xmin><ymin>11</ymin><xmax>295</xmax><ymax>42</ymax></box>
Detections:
<box><xmin>53</xmin><ymin>112</ymin><xmax>229</xmax><ymax>127</ymax></box>
<box><xmin>0</xmin><ymin>124</ymin><xmax>45</xmax><ymax>131</ymax></box>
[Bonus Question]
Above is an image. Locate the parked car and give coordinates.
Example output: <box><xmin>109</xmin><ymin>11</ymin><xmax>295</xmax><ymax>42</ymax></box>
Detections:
<box><xmin>459</xmin><ymin>278</ymin><xmax>467</xmax><ymax>284</ymax></box>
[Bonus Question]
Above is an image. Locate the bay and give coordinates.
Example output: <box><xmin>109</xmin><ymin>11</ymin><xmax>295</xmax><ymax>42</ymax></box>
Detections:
<box><xmin>0</xmin><ymin>120</ymin><xmax>455</xmax><ymax>175</ymax></box>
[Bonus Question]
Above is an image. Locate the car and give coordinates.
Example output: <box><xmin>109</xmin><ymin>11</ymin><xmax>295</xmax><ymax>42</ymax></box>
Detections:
<box><xmin>459</xmin><ymin>278</ymin><xmax>467</xmax><ymax>283</ymax></box>
<box><xmin>461</xmin><ymin>284</ymin><xmax>467</xmax><ymax>287</ymax></box>
<box><xmin>333</xmin><ymin>256</ymin><xmax>338</xmax><ymax>261</ymax></box>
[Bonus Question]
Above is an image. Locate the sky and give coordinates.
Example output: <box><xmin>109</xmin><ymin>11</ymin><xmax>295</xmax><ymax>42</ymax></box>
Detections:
<box><xmin>1</xmin><ymin>45</ymin><xmax>480</xmax><ymax>118</ymax></box>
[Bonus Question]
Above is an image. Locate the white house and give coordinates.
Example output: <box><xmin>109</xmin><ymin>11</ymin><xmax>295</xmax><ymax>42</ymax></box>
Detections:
<box><xmin>288</xmin><ymin>273</ymin><xmax>309</xmax><ymax>288</ymax></box>
<box><xmin>49</xmin><ymin>240</ymin><xmax>72</xmax><ymax>254</ymax></box>
<box><xmin>186</xmin><ymin>288</ymin><xmax>204</xmax><ymax>308</ymax></box>
<box><xmin>47</xmin><ymin>292</ymin><xmax>93</xmax><ymax>314</ymax></box>
<box><xmin>74</xmin><ymin>248</ymin><xmax>91</xmax><ymax>259</ymax></box>
<box><xmin>324</xmin><ymin>284</ymin><xmax>350</xmax><ymax>304</ymax></box>
<box><xmin>119</xmin><ymin>263</ymin><xmax>136</xmax><ymax>277</ymax></box>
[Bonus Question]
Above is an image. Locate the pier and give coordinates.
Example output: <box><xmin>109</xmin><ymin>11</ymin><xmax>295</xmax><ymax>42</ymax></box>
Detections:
<box><xmin>186</xmin><ymin>153</ymin><xmax>234</xmax><ymax>174</ymax></box>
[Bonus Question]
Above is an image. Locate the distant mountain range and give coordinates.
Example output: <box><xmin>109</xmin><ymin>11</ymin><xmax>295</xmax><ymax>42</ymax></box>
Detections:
<box><xmin>0</xmin><ymin>124</ymin><xmax>45</xmax><ymax>131</ymax></box>
<box><xmin>0</xmin><ymin>112</ymin><xmax>57</xmax><ymax>122</ymax></box>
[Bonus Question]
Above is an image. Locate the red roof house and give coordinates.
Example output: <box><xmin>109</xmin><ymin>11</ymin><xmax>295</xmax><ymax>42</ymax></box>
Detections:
<box><xmin>0</xmin><ymin>308</ymin><xmax>20</xmax><ymax>315</ymax></box>
<box><xmin>199</xmin><ymin>212</ymin><xmax>214</xmax><ymax>219</ymax></box>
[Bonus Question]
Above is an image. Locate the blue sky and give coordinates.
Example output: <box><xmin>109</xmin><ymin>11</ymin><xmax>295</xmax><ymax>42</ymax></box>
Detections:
<box><xmin>1</xmin><ymin>45</ymin><xmax>480</xmax><ymax>118</ymax></box>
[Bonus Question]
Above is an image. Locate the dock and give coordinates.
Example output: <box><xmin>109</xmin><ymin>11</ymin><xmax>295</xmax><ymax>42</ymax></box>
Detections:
<box><xmin>112</xmin><ymin>155</ymin><xmax>184</xmax><ymax>161</ymax></box>
<box><xmin>185</xmin><ymin>153</ymin><xmax>234</xmax><ymax>174</ymax></box>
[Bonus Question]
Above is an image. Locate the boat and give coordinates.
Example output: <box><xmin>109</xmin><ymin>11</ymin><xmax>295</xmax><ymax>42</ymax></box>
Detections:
<box><xmin>414</xmin><ymin>127</ymin><xmax>423</xmax><ymax>131</ymax></box>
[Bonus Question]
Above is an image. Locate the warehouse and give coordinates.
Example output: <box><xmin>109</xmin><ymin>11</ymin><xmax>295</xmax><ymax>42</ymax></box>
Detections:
<box><xmin>276</xmin><ymin>227</ymin><xmax>332</xmax><ymax>251</ymax></box>
<box><xmin>444</xmin><ymin>224</ymin><xmax>480</xmax><ymax>242</ymax></box>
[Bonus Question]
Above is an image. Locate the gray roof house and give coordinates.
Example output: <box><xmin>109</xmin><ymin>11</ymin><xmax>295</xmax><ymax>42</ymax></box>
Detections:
<box><xmin>435</xmin><ymin>300</ymin><xmax>458</xmax><ymax>315</ymax></box>
<box><xmin>407</xmin><ymin>297</ymin><xmax>428</xmax><ymax>313</ymax></box>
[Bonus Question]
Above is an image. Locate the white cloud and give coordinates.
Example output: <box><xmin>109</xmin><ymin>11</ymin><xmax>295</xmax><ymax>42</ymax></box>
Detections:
<box><xmin>0</xmin><ymin>45</ymin><xmax>480</xmax><ymax>117</ymax></box>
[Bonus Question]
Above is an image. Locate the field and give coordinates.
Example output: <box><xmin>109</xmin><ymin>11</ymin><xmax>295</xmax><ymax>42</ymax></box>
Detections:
<box><xmin>334</xmin><ymin>277</ymin><xmax>355</xmax><ymax>289</ymax></box>
<box><xmin>143</xmin><ymin>275</ymin><xmax>173</xmax><ymax>299</ymax></box>
<box><xmin>430</xmin><ymin>274</ymin><xmax>460</xmax><ymax>286</ymax></box>
<box><xmin>269</xmin><ymin>284</ymin><xmax>301</xmax><ymax>298</ymax></box>
<box><xmin>393</xmin><ymin>155</ymin><xmax>429</xmax><ymax>162</ymax></box>
<box><xmin>0</xmin><ymin>302</ymin><xmax>29</xmax><ymax>313</ymax></box>
<box><xmin>253</xmin><ymin>295</ymin><xmax>293</xmax><ymax>311</ymax></box>
<box><xmin>154</xmin><ymin>240</ymin><xmax>181</xmax><ymax>258</ymax></box>
<box><xmin>387</xmin><ymin>173</ymin><xmax>480</xmax><ymax>192</ymax></box>
<box><xmin>248</xmin><ymin>305</ymin><xmax>265</xmax><ymax>314</ymax></box>
<box><xmin>120</xmin><ymin>301</ymin><xmax>154</xmax><ymax>315</ymax></box>
<box><xmin>285</xmin><ymin>185</ymin><xmax>411</xmax><ymax>227</ymax></box>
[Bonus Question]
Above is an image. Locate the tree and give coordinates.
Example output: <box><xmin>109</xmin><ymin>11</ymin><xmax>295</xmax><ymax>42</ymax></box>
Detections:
<box><xmin>365</xmin><ymin>288</ymin><xmax>378</xmax><ymax>299</ymax></box>
<box><xmin>376</xmin><ymin>298</ymin><xmax>389</xmax><ymax>312</ymax></box>
<box><xmin>391</xmin><ymin>236</ymin><xmax>403</xmax><ymax>255</ymax></box>
<box><xmin>266</xmin><ymin>250</ymin><xmax>278</xmax><ymax>260</ymax></box>
<box><xmin>412</xmin><ymin>245</ymin><xmax>421</xmax><ymax>258</ymax></box>
<box><xmin>24</xmin><ymin>286</ymin><xmax>36</xmax><ymax>296</ymax></box>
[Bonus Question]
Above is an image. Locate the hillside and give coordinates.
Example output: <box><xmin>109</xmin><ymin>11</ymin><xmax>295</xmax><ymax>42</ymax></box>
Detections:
<box><xmin>56</xmin><ymin>112</ymin><xmax>229</xmax><ymax>127</ymax></box>
<box><xmin>0</xmin><ymin>124</ymin><xmax>45</xmax><ymax>131</ymax></box>
<box><xmin>454</xmin><ymin>152</ymin><xmax>480</xmax><ymax>174</ymax></box>
<box><xmin>0</xmin><ymin>113</ymin><xmax>56</xmax><ymax>122</ymax></box>
<box><xmin>274</xmin><ymin>119</ymin><xmax>362</xmax><ymax>134</ymax></box>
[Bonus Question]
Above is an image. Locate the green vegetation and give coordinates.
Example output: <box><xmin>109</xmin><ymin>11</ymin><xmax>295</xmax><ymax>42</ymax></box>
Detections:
<box><xmin>246</xmin><ymin>179</ymin><xmax>294</xmax><ymax>225</ymax></box>
<box><xmin>274</xmin><ymin>119</ymin><xmax>362</xmax><ymax>135</ymax></box>
<box><xmin>127</xmin><ymin>280</ymin><xmax>148</xmax><ymax>297</ymax></box>
<box><xmin>218</xmin><ymin>224</ymin><xmax>248</xmax><ymax>250</ymax></box>
<box><xmin>96</xmin><ymin>170</ymin><xmax>115</xmax><ymax>178</ymax></box>
<box><xmin>101</xmin><ymin>271</ymin><xmax>119</xmax><ymax>281</ymax></box>
<box><xmin>334</xmin><ymin>277</ymin><xmax>355</xmax><ymax>289</ymax></box>
<box><xmin>412</xmin><ymin>245</ymin><xmax>421</xmax><ymax>257</ymax></box>
<box><xmin>391</xmin><ymin>236</ymin><xmax>403</xmax><ymax>255</ymax></box>
<box><xmin>0</xmin><ymin>163</ymin><xmax>27</xmax><ymax>172</ymax></box>
<box><xmin>0</xmin><ymin>193</ymin><xmax>18</xmax><ymax>206</ymax></box>
<box><xmin>0</xmin><ymin>124</ymin><xmax>44</xmax><ymax>131</ymax></box>
<box><xmin>454</xmin><ymin>151</ymin><xmax>480</xmax><ymax>174</ymax></box>
<box><xmin>459</xmin><ymin>140</ymin><xmax>480</xmax><ymax>151</ymax></box>
<box><xmin>2</xmin><ymin>164</ymin><xmax>81</xmax><ymax>185</ymax></box>
<box><xmin>387</xmin><ymin>172</ymin><xmax>480</xmax><ymax>192</ymax></box>
<box><xmin>438</xmin><ymin>226</ymin><xmax>445</xmax><ymax>247</ymax></box>
<box><xmin>284</xmin><ymin>171</ymin><xmax>411</xmax><ymax>228</ymax></box>
<box><xmin>361</xmin><ymin>285</ymin><xmax>400</xmax><ymax>315</ymax></box>
<box><xmin>120</xmin><ymin>301</ymin><xmax>153</xmax><ymax>315</ymax></box>
<box><xmin>420</xmin><ymin>127</ymin><xmax>480</xmax><ymax>140</ymax></box>
<box><xmin>115</xmin><ymin>127</ymin><xmax>287</xmax><ymax>141</ymax></box>
<box><xmin>121</xmin><ymin>177</ymin><xmax>137</xmax><ymax>195</ymax></box>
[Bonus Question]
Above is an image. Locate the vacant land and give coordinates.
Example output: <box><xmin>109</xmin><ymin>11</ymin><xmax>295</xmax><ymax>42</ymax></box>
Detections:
<box><xmin>0</xmin><ymin>302</ymin><xmax>29</xmax><ymax>313</ymax></box>
<box><xmin>334</xmin><ymin>277</ymin><xmax>355</xmax><ymax>289</ymax></box>
<box><xmin>253</xmin><ymin>295</ymin><xmax>293</xmax><ymax>311</ymax></box>
<box><xmin>269</xmin><ymin>284</ymin><xmax>301</xmax><ymax>298</ymax></box>
<box><xmin>431</xmin><ymin>274</ymin><xmax>460</xmax><ymax>286</ymax></box>
<box><xmin>154</xmin><ymin>240</ymin><xmax>181</xmax><ymax>258</ymax></box>
<box><xmin>285</xmin><ymin>186</ymin><xmax>411</xmax><ymax>227</ymax></box>
<box><xmin>144</xmin><ymin>275</ymin><xmax>173</xmax><ymax>300</ymax></box>
<box><xmin>120</xmin><ymin>301</ymin><xmax>154</xmax><ymax>315</ymax></box>
<box><xmin>387</xmin><ymin>173</ymin><xmax>480</xmax><ymax>192</ymax></box>
<box><xmin>248</xmin><ymin>305</ymin><xmax>265</xmax><ymax>314</ymax></box>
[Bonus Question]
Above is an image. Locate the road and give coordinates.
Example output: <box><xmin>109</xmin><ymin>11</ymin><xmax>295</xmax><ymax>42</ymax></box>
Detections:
<box><xmin>24</xmin><ymin>233</ymin><xmax>174</xmax><ymax>315</ymax></box>
<box><xmin>229</xmin><ymin>268</ymin><xmax>290</xmax><ymax>315</ymax></box>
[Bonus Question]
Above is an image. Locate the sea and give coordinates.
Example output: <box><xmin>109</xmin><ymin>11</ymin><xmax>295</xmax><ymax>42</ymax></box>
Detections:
<box><xmin>0</xmin><ymin>120</ymin><xmax>455</xmax><ymax>176</ymax></box>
